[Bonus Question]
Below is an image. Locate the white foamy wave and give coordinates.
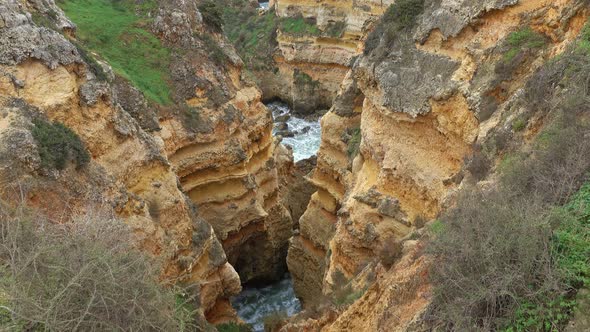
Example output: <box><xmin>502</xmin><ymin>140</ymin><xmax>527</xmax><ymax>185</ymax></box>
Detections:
<box><xmin>231</xmin><ymin>276</ymin><xmax>302</xmax><ymax>332</ymax></box>
<box><xmin>269</xmin><ymin>102</ymin><xmax>321</xmax><ymax>161</ymax></box>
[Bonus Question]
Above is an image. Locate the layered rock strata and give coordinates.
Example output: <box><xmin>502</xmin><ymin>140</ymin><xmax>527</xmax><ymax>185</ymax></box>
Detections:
<box><xmin>287</xmin><ymin>0</ymin><xmax>590</xmax><ymax>329</ymax></box>
<box><xmin>258</xmin><ymin>0</ymin><xmax>394</xmax><ymax>114</ymax></box>
<box><xmin>0</xmin><ymin>0</ymin><xmax>297</xmax><ymax>324</ymax></box>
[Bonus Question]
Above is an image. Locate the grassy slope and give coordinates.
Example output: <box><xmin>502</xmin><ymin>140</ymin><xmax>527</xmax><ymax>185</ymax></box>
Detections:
<box><xmin>279</xmin><ymin>16</ymin><xmax>320</xmax><ymax>37</ymax></box>
<box><xmin>223</xmin><ymin>5</ymin><xmax>278</xmax><ymax>71</ymax></box>
<box><xmin>58</xmin><ymin>0</ymin><xmax>172</xmax><ymax>105</ymax></box>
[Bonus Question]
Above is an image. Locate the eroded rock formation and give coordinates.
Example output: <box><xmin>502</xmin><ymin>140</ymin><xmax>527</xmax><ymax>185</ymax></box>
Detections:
<box><xmin>258</xmin><ymin>0</ymin><xmax>395</xmax><ymax>114</ymax></box>
<box><xmin>286</xmin><ymin>0</ymin><xmax>590</xmax><ymax>329</ymax></box>
<box><xmin>0</xmin><ymin>0</ymin><xmax>297</xmax><ymax>324</ymax></box>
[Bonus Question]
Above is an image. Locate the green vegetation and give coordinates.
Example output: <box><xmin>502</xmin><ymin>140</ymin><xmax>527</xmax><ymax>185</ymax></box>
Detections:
<box><xmin>72</xmin><ymin>41</ymin><xmax>108</xmax><ymax>81</ymax></box>
<box><xmin>324</xmin><ymin>21</ymin><xmax>347</xmax><ymax>38</ymax></box>
<box><xmin>346</xmin><ymin>127</ymin><xmax>362</xmax><ymax>158</ymax></box>
<box><xmin>381</xmin><ymin>0</ymin><xmax>425</xmax><ymax>32</ymax></box>
<box><xmin>223</xmin><ymin>4</ymin><xmax>279</xmax><ymax>71</ymax></box>
<box><xmin>31</xmin><ymin>118</ymin><xmax>90</xmax><ymax>171</ymax></box>
<box><xmin>0</xmin><ymin>203</ymin><xmax>200</xmax><ymax>331</ymax></box>
<box><xmin>330</xmin><ymin>271</ymin><xmax>367</xmax><ymax>307</ymax></box>
<box><xmin>202</xmin><ymin>33</ymin><xmax>229</xmax><ymax>66</ymax></box>
<box><xmin>428</xmin><ymin>219</ymin><xmax>444</xmax><ymax>235</ymax></box>
<box><xmin>30</xmin><ymin>8</ymin><xmax>59</xmax><ymax>30</ymax></box>
<box><xmin>279</xmin><ymin>16</ymin><xmax>321</xmax><ymax>37</ymax></box>
<box><xmin>199</xmin><ymin>0</ymin><xmax>224</xmax><ymax>32</ymax></box>
<box><xmin>293</xmin><ymin>69</ymin><xmax>319</xmax><ymax>89</ymax></box>
<box><xmin>429</xmin><ymin>113</ymin><xmax>590</xmax><ymax>330</ymax></box>
<box><xmin>555</xmin><ymin>188</ymin><xmax>590</xmax><ymax>287</ymax></box>
<box><xmin>576</xmin><ymin>19</ymin><xmax>590</xmax><ymax>54</ymax></box>
<box><xmin>174</xmin><ymin>293</ymin><xmax>200</xmax><ymax>331</ymax></box>
<box><xmin>503</xmin><ymin>27</ymin><xmax>547</xmax><ymax>62</ymax></box>
<box><xmin>512</xmin><ymin>117</ymin><xmax>527</xmax><ymax>132</ymax></box>
<box><xmin>364</xmin><ymin>0</ymin><xmax>425</xmax><ymax>55</ymax></box>
<box><xmin>434</xmin><ymin>42</ymin><xmax>590</xmax><ymax>329</ymax></box>
<box><xmin>216</xmin><ymin>322</ymin><xmax>253</xmax><ymax>332</ymax></box>
<box><xmin>507</xmin><ymin>184</ymin><xmax>590</xmax><ymax>331</ymax></box>
<box><xmin>57</xmin><ymin>0</ymin><xmax>172</xmax><ymax>104</ymax></box>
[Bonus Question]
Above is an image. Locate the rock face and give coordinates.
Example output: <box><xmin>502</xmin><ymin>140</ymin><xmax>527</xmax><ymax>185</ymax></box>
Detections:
<box><xmin>287</xmin><ymin>0</ymin><xmax>590</xmax><ymax>328</ymax></box>
<box><xmin>257</xmin><ymin>0</ymin><xmax>394</xmax><ymax>114</ymax></box>
<box><xmin>0</xmin><ymin>0</ymin><xmax>295</xmax><ymax>324</ymax></box>
<box><xmin>154</xmin><ymin>0</ymin><xmax>294</xmax><ymax>288</ymax></box>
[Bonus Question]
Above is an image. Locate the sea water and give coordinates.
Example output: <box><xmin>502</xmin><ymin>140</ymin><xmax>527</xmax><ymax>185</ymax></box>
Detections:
<box><xmin>231</xmin><ymin>276</ymin><xmax>302</xmax><ymax>332</ymax></box>
<box><xmin>269</xmin><ymin>101</ymin><xmax>322</xmax><ymax>162</ymax></box>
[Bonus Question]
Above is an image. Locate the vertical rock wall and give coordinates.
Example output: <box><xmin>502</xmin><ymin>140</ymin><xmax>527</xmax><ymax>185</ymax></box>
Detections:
<box><xmin>287</xmin><ymin>0</ymin><xmax>590</xmax><ymax>329</ymax></box>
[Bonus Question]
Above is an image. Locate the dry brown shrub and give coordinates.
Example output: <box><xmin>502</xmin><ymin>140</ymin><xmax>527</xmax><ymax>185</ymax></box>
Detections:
<box><xmin>0</xmin><ymin>203</ymin><xmax>199</xmax><ymax>331</ymax></box>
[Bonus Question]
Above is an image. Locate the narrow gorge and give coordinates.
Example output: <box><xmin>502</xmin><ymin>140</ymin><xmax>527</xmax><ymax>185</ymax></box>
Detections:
<box><xmin>0</xmin><ymin>0</ymin><xmax>589</xmax><ymax>331</ymax></box>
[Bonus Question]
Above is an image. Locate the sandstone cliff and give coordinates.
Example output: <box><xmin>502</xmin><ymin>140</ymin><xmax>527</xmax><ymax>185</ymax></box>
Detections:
<box><xmin>286</xmin><ymin>0</ymin><xmax>590</xmax><ymax>329</ymax></box>
<box><xmin>256</xmin><ymin>0</ymin><xmax>395</xmax><ymax>114</ymax></box>
<box><xmin>0</xmin><ymin>0</ymin><xmax>296</xmax><ymax>324</ymax></box>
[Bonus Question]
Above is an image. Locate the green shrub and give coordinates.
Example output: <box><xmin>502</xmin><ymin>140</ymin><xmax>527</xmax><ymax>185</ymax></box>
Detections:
<box><xmin>199</xmin><ymin>0</ymin><xmax>224</xmax><ymax>32</ymax></box>
<box><xmin>202</xmin><ymin>33</ymin><xmax>228</xmax><ymax>66</ymax></box>
<box><xmin>223</xmin><ymin>6</ymin><xmax>278</xmax><ymax>71</ymax></box>
<box><xmin>512</xmin><ymin>118</ymin><xmax>526</xmax><ymax>132</ymax></box>
<box><xmin>507</xmin><ymin>187</ymin><xmax>590</xmax><ymax>331</ymax></box>
<box><xmin>31</xmin><ymin>118</ymin><xmax>90</xmax><ymax>171</ymax></box>
<box><xmin>364</xmin><ymin>0</ymin><xmax>424</xmax><ymax>55</ymax></box>
<box><xmin>428</xmin><ymin>219</ymin><xmax>444</xmax><ymax>235</ymax></box>
<box><xmin>72</xmin><ymin>42</ymin><xmax>108</xmax><ymax>81</ymax></box>
<box><xmin>293</xmin><ymin>69</ymin><xmax>319</xmax><ymax>89</ymax></box>
<box><xmin>0</xmin><ymin>204</ymin><xmax>199</xmax><ymax>331</ymax></box>
<box><xmin>280</xmin><ymin>16</ymin><xmax>321</xmax><ymax>37</ymax></box>
<box><xmin>382</xmin><ymin>0</ymin><xmax>424</xmax><ymax>32</ymax></box>
<box><xmin>174</xmin><ymin>293</ymin><xmax>202</xmax><ymax>332</ymax></box>
<box><xmin>429</xmin><ymin>113</ymin><xmax>590</xmax><ymax>330</ymax></box>
<box><xmin>507</xmin><ymin>296</ymin><xmax>577</xmax><ymax>332</ymax></box>
<box><xmin>503</xmin><ymin>27</ymin><xmax>547</xmax><ymax>62</ymax></box>
<box><xmin>553</xmin><ymin>186</ymin><xmax>590</xmax><ymax>288</ymax></box>
<box><xmin>346</xmin><ymin>127</ymin><xmax>361</xmax><ymax>158</ymax></box>
<box><xmin>576</xmin><ymin>19</ymin><xmax>590</xmax><ymax>54</ymax></box>
<box><xmin>58</xmin><ymin>0</ymin><xmax>172</xmax><ymax>104</ymax></box>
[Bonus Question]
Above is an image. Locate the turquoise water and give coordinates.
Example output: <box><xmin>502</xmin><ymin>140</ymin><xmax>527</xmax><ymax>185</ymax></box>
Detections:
<box><xmin>231</xmin><ymin>276</ymin><xmax>302</xmax><ymax>332</ymax></box>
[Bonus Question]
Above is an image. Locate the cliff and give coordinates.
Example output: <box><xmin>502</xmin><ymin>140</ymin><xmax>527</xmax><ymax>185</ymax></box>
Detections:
<box><xmin>286</xmin><ymin>0</ymin><xmax>590</xmax><ymax>329</ymax></box>
<box><xmin>255</xmin><ymin>0</ymin><xmax>395</xmax><ymax>114</ymax></box>
<box><xmin>0</xmin><ymin>0</ymin><xmax>295</xmax><ymax>324</ymax></box>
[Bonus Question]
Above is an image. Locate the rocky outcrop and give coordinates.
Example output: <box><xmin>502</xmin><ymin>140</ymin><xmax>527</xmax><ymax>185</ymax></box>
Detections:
<box><xmin>257</xmin><ymin>0</ymin><xmax>395</xmax><ymax>114</ymax></box>
<box><xmin>0</xmin><ymin>0</ymin><xmax>296</xmax><ymax>324</ymax></box>
<box><xmin>149</xmin><ymin>0</ymin><xmax>296</xmax><ymax>288</ymax></box>
<box><xmin>0</xmin><ymin>11</ymin><xmax>240</xmax><ymax>327</ymax></box>
<box><xmin>288</xmin><ymin>0</ymin><xmax>590</xmax><ymax>328</ymax></box>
